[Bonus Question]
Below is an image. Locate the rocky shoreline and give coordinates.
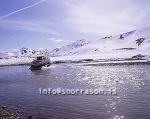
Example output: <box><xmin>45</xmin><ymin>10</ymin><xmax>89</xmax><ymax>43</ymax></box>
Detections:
<box><xmin>0</xmin><ymin>106</ymin><xmax>32</xmax><ymax>119</ymax></box>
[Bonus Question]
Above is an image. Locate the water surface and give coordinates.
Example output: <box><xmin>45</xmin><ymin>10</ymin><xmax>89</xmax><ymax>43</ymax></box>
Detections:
<box><xmin>0</xmin><ymin>64</ymin><xmax>150</xmax><ymax>119</ymax></box>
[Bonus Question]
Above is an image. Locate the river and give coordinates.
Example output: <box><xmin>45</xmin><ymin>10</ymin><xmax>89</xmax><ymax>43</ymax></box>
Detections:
<box><xmin>0</xmin><ymin>64</ymin><xmax>150</xmax><ymax>119</ymax></box>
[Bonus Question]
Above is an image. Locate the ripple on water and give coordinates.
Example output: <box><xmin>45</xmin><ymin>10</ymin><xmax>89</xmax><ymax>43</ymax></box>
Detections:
<box><xmin>0</xmin><ymin>65</ymin><xmax>150</xmax><ymax>119</ymax></box>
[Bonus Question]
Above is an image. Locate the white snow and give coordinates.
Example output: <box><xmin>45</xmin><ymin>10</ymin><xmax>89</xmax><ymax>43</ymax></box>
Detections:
<box><xmin>0</xmin><ymin>58</ymin><xmax>33</xmax><ymax>66</ymax></box>
<box><xmin>50</xmin><ymin>49</ymin><xmax>147</xmax><ymax>62</ymax></box>
<box><xmin>1</xmin><ymin>26</ymin><xmax>150</xmax><ymax>66</ymax></box>
<box><xmin>49</xmin><ymin>39</ymin><xmax>90</xmax><ymax>56</ymax></box>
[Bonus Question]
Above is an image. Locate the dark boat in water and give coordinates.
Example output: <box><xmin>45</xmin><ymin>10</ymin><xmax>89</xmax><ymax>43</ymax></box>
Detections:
<box><xmin>30</xmin><ymin>56</ymin><xmax>51</xmax><ymax>70</ymax></box>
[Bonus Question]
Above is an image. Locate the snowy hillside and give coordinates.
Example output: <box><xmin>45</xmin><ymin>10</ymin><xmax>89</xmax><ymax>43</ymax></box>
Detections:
<box><xmin>1</xmin><ymin>26</ymin><xmax>150</xmax><ymax>65</ymax></box>
<box><xmin>64</xmin><ymin>27</ymin><xmax>150</xmax><ymax>60</ymax></box>
<box><xmin>0</xmin><ymin>47</ymin><xmax>48</xmax><ymax>59</ymax></box>
<box><xmin>49</xmin><ymin>39</ymin><xmax>90</xmax><ymax>56</ymax></box>
<box><xmin>0</xmin><ymin>51</ymin><xmax>20</xmax><ymax>59</ymax></box>
<box><xmin>20</xmin><ymin>47</ymin><xmax>46</xmax><ymax>57</ymax></box>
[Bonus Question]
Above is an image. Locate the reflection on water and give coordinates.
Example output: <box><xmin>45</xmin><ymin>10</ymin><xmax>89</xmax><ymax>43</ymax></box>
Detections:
<box><xmin>0</xmin><ymin>64</ymin><xmax>150</xmax><ymax>119</ymax></box>
<box><xmin>75</xmin><ymin>65</ymin><xmax>150</xmax><ymax>119</ymax></box>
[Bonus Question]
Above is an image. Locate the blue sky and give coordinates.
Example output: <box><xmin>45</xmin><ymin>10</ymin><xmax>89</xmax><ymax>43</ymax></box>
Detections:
<box><xmin>0</xmin><ymin>0</ymin><xmax>150</xmax><ymax>51</ymax></box>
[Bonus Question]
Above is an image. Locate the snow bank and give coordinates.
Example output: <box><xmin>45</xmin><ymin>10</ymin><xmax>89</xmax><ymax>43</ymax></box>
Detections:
<box><xmin>0</xmin><ymin>49</ymin><xmax>148</xmax><ymax>66</ymax></box>
<box><xmin>51</xmin><ymin>49</ymin><xmax>147</xmax><ymax>62</ymax></box>
<box><xmin>0</xmin><ymin>58</ymin><xmax>33</xmax><ymax>66</ymax></box>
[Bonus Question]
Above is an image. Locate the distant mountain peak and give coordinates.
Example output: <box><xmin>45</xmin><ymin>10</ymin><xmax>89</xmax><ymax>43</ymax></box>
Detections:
<box><xmin>49</xmin><ymin>39</ymin><xmax>90</xmax><ymax>56</ymax></box>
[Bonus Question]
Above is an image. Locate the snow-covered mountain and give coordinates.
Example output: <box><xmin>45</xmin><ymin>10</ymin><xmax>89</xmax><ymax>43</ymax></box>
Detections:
<box><xmin>20</xmin><ymin>47</ymin><xmax>45</xmax><ymax>57</ymax></box>
<box><xmin>0</xmin><ymin>47</ymin><xmax>48</xmax><ymax>59</ymax></box>
<box><xmin>1</xmin><ymin>27</ymin><xmax>150</xmax><ymax>60</ymax></box>
<box><xmin>0</xmin><ymin>51</ymin><xmax>20</xmax><ymax>59</ymax></box>
<box><xmin>49</xmin><ymin>39</ymin><xmax>90</xmax><ymax>56</ymax></box>
<box><xmin>62</xmin><ymin>27</ymin><xmax>150</xmax><ymax>59</ymax></box>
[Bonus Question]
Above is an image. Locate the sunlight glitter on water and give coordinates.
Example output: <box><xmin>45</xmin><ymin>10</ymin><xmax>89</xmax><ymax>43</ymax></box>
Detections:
<box><xmin>0</xmin><ymin>65</ymin><xmax>150</xmax><ymax>119</ymax></box>
<box><xmin>77</xmin><ymin>65</ymin><xmax>146</xmax><ymax>90</ymax></box>
<box><xmin>74</xmin><ymin>65</ymin><xmax>149</xmax><ymax>119</ymax></box>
